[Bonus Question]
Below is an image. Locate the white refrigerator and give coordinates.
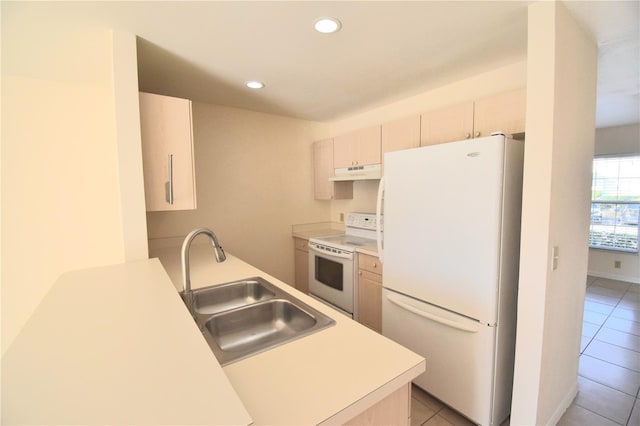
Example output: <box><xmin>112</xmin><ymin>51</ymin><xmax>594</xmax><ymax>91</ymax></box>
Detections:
<box><xmin>376</xmin><ymin>134</ymin><xmax>524</xmax><ymax>426</ymax></box>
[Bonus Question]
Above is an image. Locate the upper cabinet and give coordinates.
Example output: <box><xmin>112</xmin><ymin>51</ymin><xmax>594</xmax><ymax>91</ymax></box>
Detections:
<box><xmin>382</xmin><ymin>115</ymin><xmax>421</xmax><ymax>160</ymax></box>
<box><xmin>139</xmin><ymin>92</ymin><xmax>197</xmax><ymax>212</ymax></box>
<box><xmin>473</xmin><ymin>88</ymin><xmax>527</xmax><ymax>138</ymax></box>
<box><xmin>313</xmin><ymin>138</ymin><xmax>353</xmax><ymax>201</ymax></box>
<box><xmin>420</xmin><ymin>102</ymin><xmax>474</xmax><ymax>146</ymax></box>
<box><xmin>420</xmin><ymin>88</ymin><xmax>526</xmax><ymax>146</ymax></box>
<box><xmin>311</xmin><ymin>88</ymin><xmax>525</xmax><ymax>198</ymax></box>
<box><xmin>333</xmin><ymin>125</ymin><xmax>382</xmax><ymax>168</ymax></box>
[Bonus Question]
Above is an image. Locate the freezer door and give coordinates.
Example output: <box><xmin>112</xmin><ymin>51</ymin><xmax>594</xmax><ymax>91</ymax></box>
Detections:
<box><xmin>382</xmin><ymin>135</ymin><xmax>511</xmax><ymax>324</ymax></box>
<box><xmin>382</xmin><ymin>289</ymin><xmax>509</xmax><ymax>426</ymax></box>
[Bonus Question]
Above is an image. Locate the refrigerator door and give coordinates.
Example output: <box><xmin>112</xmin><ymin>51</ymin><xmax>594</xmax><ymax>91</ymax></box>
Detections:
<box><xmin>382</xmin><ymin>135</ymin><xmax>506</xmax><ymax>324</ymax></box>
<box><xmin>382</xmin><ymin>289</ymin><xmax>505</xmax><ymax>426</ymax></box>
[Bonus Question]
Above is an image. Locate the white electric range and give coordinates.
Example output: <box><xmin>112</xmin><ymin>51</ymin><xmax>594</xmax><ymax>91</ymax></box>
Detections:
<box><xmin>308</xmin><ymin>212</ymin><xmax>382</xmax><ymax>317</ymax></box>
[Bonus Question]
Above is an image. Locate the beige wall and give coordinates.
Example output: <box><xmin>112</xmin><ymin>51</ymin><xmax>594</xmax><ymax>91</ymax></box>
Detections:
<box><xmin>588</xmin><ymin>124</ymin><xmax>640</xmax><ymax>283</ymax></box>
<box><xmin>146</xmin><ymin>103</ymin><xmax>330</xmax><ymax>285</ymax></box>
<box><xmin>329</xmin><ymin>61</ymin><xmax>527</xmax><ymax>221</ymax></box>
<box><xmin>330</xmin><ymin>61</ymin><xmax>527</xmax><ymax>135</ymax></box>
<box><xmin>112</xmin><ymin>31</ymin><xmax>149</xmax><ymax>262</ymax></box>
<box><xmin>1</xmin><ymin>5</ymin><xmax>137</xmax><ymax>351</ymax></box>
<box><xmin>594</xmin><ymin>123</ymin><xmax>640</xmax><ymax>156</ymax></box>
<box><xmin>511</xmin><ymin>2</ymin><xmax>597</xmax><ymax>424</ymax></box>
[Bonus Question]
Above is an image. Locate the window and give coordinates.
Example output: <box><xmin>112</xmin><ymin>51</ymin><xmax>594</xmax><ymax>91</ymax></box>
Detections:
<box><xmin>589</xmin><ymin>155</ymin><xmax>640</xmax><ymax>253</ymax></box>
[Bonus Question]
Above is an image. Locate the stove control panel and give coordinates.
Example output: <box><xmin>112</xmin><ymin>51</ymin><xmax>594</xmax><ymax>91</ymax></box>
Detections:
<box><xmin>308</xmin><ymin>241</ymin><xmax>354</xmax><ymax>259</ymax></box>
<box><xmin>346</xmin><ymin>212</ymin><xmax>382</xmax><ymax>231</ymax></box>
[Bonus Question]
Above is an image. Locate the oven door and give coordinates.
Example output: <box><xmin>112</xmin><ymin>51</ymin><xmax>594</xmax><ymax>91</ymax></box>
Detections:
<box><xmin>308</xmin><ymin>243</ymin><xmax>354</xmax><ymax>314</ymax></box>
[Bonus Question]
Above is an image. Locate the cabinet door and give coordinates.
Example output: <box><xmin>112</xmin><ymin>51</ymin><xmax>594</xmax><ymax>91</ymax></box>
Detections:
<box><xmin>313</xmin><ymin>139</ymin><xmax>353</xmax><ymax>200</ymax></box>
<box><xmin>382</xmin><ymin>115</ymin><xmax>420</xmax><ymax>162</ymax></box>
<box><xmin>334</xmin><ymin>125</ymin><xmax>381</xmax><ymax>168</ymax></box>
<box><xmin>358</xmin><ymin>270</ymin><xmax>382</xmax><ymax>333</ymax></box>
<box><xmin>294</xmin><ymin>248</ymin><xmax>309</xmax><ymax>294</ymax></box>
<box><xmin>473</xmin><ymin>88</ymin><xmax>526</xmax><ymax>138</ymax></box>
<box><xmin>420</xmin><ymin>101</ymin><xmax>474</xmax><ymax>146</ymax></box>
<box><xmin>344</xmin><ymin>383</ymin><xmax>410</xmax><ymax>426</ymax></box>
<box><xmin>139</xmin><ymin>92</ymin><xmax>196</xmax><ymax>211</ymax></box>
<box><xmin>357</xmin><ymin>125</ymin><xmax>382</xmax><ymax>166</ymax></box>
<box><xmin>333</xmin><ymin>132</ymin><xmax>358</xmax><ymax>169</ymax></box>
<box><xmin>293</xmin><ymin>237</ymin><xmax>309</xmax><ymax>252</ymax></box>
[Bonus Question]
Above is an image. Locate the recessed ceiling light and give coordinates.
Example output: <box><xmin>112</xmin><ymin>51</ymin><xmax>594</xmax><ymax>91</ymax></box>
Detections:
<box><xmin>245</xmin><ymin>81</ymin><xmax>265</xmax><ymax>89</ymax></box>
<box><xmin>314</xmin><ymin>17</ymin><xmax>341</xmax><ymax>34</ymax></box>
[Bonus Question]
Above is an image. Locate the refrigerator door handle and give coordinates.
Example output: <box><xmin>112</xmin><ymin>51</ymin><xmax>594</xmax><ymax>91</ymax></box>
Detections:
<box><xmin>386</xmin><ymin>293</ymin><xmax>479</xmax><ymax>333</ymax></box>
<box><xmin>376</xmin><ymin>176</ymin><xmax>385</xmax><ymax>263</ymax></box>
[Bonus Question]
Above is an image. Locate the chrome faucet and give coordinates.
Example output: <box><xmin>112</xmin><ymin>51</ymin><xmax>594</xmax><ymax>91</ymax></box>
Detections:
<box><xmin>181</xmin><ymin>227</ymin><xmax>226</xmax><ymax>315</ymax></box>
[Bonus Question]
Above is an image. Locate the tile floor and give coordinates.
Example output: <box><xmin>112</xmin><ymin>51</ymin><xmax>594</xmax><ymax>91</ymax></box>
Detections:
<box><xmin>558</xmin><ymin>276</ymin><xmax>639</xmax><ymax>426</ymax></box>
<box><xmin>409</xmin><ymin>276</ymin><xmax>640</xmax><ymax>426</ymax></box>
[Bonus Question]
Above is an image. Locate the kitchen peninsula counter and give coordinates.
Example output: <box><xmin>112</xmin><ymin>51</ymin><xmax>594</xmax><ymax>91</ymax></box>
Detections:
<box><xmin>1</xmin><ymin>258</ymin><xmax>252</xmax><ymax>425</ymax></box>
<box><xmin>3</xmin><ymin>245</ymin><xmax>424</xmax><ymax>425</ymax></box>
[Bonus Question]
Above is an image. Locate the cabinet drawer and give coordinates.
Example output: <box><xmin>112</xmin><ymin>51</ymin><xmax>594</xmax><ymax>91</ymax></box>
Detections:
<box><xmin>358</xmin><ymin>253</ymin><xmax>382</xmax><ymax>275</ymax></box>
<box><xmin>293</xmin><ymin>237</ymin><xmax>309</xmax><ymax>252</ymax></box>
<box><xmin>359</xmin><ymin>269</ymin><xmax>382</xmax><ymax>284</ymax></box>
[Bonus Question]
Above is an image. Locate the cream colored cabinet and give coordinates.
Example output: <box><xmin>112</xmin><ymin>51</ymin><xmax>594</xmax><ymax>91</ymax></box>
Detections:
<box><xmin>473</xmin><ymin>88</ymin><xmax>527</xmax><ymax>138</ymax></box>
<box><xmin>313</xmin><ymin>139</ymin><xmax>353</xmax><ymax>201</ymax></box>
<box><xmin>357</xmin><ymin>253</ymin><xmax>383</xmax><ymax>333</ymax></box>
<box><xmin>420</xmin><ymin>101</ymin><xmax>474</xmax><ymax>146</ymax></box>
<box><xmin>382</xmin><ymin>115</ymin><xmax>421</xmax><ymax>161</ymax></box>
<box><xmin>344</xmin><ymin>383</ymin><xmax>410</xmax><ymax>426</ymax></box>
<box><xmin>293</xmin><ymin>237</ymin><xmax>309</xmax><ymax>294</ymax></box>
<box><xmin>420</xmin><ymin>88</ymin><xmax>526</xmax><ymax>146</ymax></box>
<box><xmin>333</xmin><ymin>125</ymin><xmax>382</xmax><ymax>168</ymax></box>
<box><xmin>139</xmin><ymin>92</ymin><xmax>197</xmax><ymax>211</ymax></box>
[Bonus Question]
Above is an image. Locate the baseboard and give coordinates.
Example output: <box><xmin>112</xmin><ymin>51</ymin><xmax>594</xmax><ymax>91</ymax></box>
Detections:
<box><xmin>546</xmin><ymin>380</ymin><xmax>578</xmax><ymax>426</ymax></box>
<box><xmin>587</xmin><ymin>270</ymin><xmax>640</xmax><ymax>284</ymax></box>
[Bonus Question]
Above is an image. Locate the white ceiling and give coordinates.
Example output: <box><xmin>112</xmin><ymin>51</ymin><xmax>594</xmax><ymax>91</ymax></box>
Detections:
<box><xmin>8</xmin><ymin>1</ymin><xmax>640</xmax><ymax>128</ymax></box>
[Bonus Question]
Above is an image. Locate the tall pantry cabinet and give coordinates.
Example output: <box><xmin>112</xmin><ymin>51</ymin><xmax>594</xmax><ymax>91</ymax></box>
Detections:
<box><xmin>139</xmin><ymin>92</ymin><xmax>197</xmax><ymax>211</ymax></box>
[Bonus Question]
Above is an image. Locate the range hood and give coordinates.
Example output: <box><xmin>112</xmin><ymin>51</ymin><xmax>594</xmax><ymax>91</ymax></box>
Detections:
<box><xmin>329</xmin><ymin>164</ymin><xmax>382</xmax><ymax>181</ymax></box>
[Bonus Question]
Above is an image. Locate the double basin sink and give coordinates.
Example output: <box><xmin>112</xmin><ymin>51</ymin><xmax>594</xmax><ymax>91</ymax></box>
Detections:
<box><xmin>183</xmin><ymin>277</ymin><xmax>335</xmax><ymax>365</ymax></box>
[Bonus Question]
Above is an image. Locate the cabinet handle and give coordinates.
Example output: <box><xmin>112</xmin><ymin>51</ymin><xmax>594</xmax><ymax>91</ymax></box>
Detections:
<box><xmin>465</xmin><ymin>133</ymin><xmax>471</xmax><ymax>139</ymax></box>
<box><xmin>165</xmin><ymin>154</ymin><xmax>174</xmax><ymax>205</ymax></box>
<box><xmin>373</xmin><ymin>263</ymin><xmax>377</xmax><ymax>268</ymax></box>
<box><xmin>358</xmin><ymin>271</ymin><xmax>362</xmax><ymax>275</ymax></box>
<box><xmin>475</xmin><ymin>131</ymin><xmax>481</xmax><ymax>138</ymax></box>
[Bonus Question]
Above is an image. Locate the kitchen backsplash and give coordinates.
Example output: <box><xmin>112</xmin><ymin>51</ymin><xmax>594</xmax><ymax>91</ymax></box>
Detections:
<box><xmin>330</xmin><ymin>179</ymin><xmax>380</xmax><ymax>223</ymax></box>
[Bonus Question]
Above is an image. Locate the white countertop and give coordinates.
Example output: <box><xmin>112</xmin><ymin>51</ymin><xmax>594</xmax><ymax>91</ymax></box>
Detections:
<box><xmin>1</xmin><ymin>259</ymin><xmax>252</xmax><ymax>425</ymax></box>
<box><xmin>153</xmin><ymin>244</ymin><xmax>424</xmax><ymax>425</ymax></box>
<box><xmin>2</xmin><ymin>246</ymin><xmax>423</xmax><ymax>425</ymax></box>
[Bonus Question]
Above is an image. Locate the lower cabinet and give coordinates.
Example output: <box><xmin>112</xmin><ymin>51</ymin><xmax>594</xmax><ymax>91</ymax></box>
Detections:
<box><xmin>344</xmin><ymin>383</ymin><xmax>411</xmax><ymax>426</ymax></box>
<box><xmin>293</xmin><ymin>237</ymin><xmax>309</xmax><ymax>294</ymax></box>
<box><xmin>357</xmin><ymin>253</ymin><xmax>383</xmax><ymax>333</ymax></box>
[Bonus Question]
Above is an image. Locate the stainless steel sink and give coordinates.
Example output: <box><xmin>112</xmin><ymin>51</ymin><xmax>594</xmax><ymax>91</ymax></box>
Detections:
<box><xmin>189</xmin><ymin>277</ymin><xmax>276</xmax><ymax>315</ymax></box>
<box><xmin>185</xmin><ymin>277</ymin><xmax>335</xmax><ymax>365</ymax></box>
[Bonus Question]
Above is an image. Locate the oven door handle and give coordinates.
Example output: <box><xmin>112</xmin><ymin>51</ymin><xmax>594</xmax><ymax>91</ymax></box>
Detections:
<box><xmin>308</xmin><ymin>244</ymin><xmax>354</xmax><ymax>260</ymax></box>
